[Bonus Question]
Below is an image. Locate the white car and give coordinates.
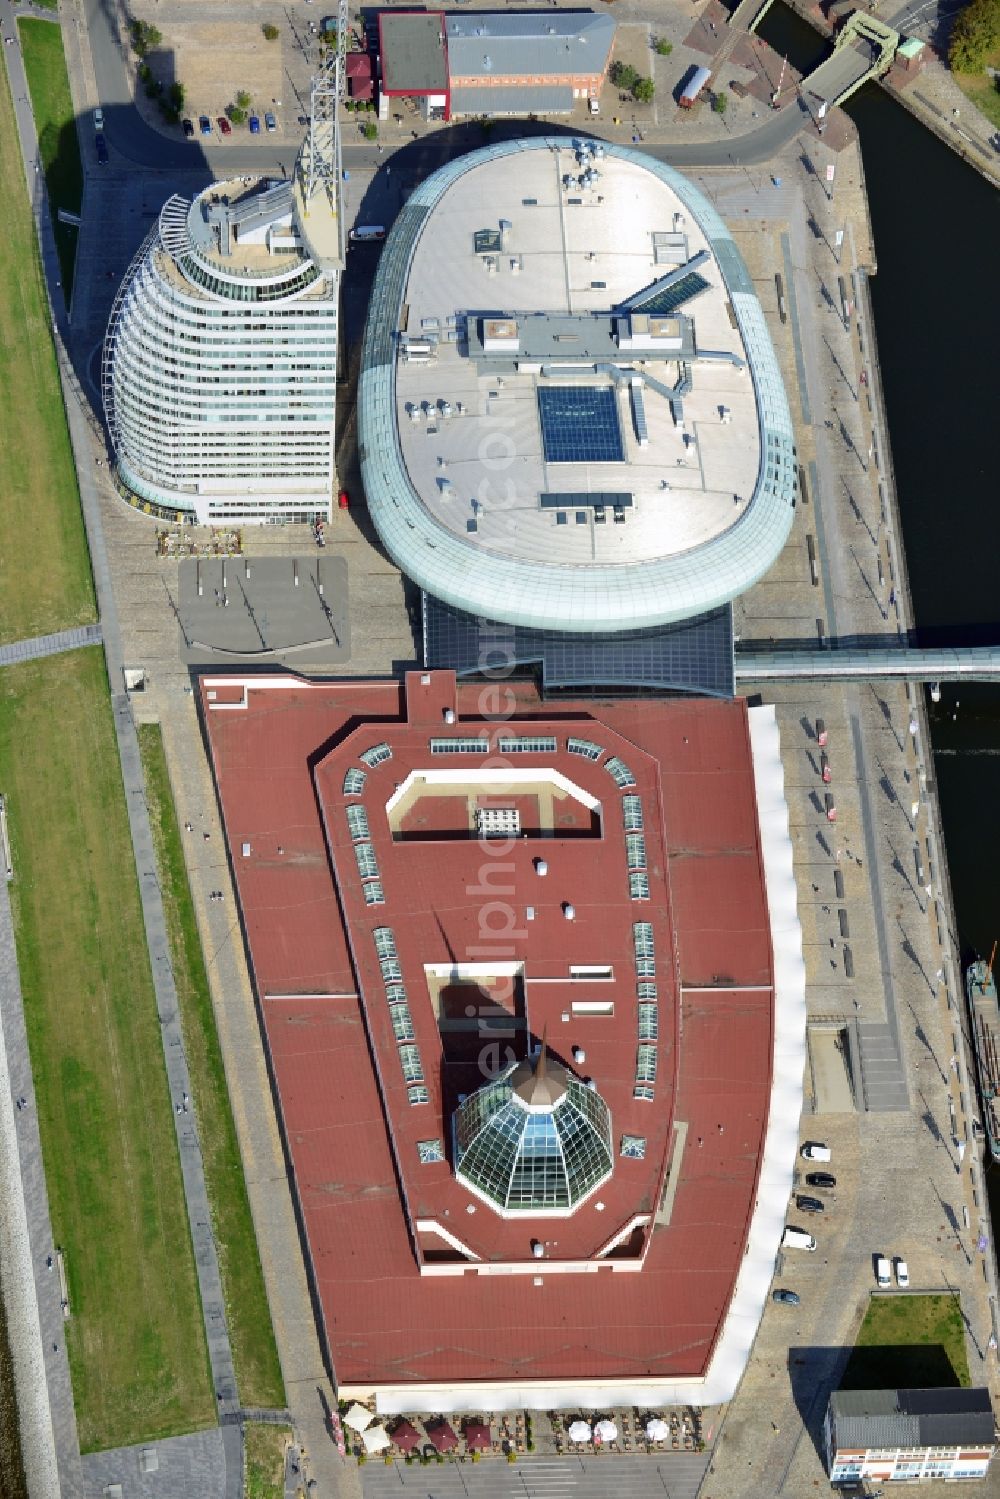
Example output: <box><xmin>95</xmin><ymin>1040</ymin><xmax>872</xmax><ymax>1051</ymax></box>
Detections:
<box><xmin>801</xmin><ymin>1141</ymin><xmax>831</xmax><ymax>1162</ymax></box>
<box><xmin>875</xmin><ymin>1255</ymin><xmax>891</xmax><ymax>1287</ymax></box>
<box><xmin>894</xmin><ymin>1257</ymin><xmax>909</xmax><ymax>1288</ymax></box>
<box><xmin>588</xmin><ymin>97</ymin><xmax>600</xmax><ymax>117</ymax></box>
<box><xmin>93</xmin><ymin>107</ymin><xmax>104</xmax><ymax>130</ymax></box>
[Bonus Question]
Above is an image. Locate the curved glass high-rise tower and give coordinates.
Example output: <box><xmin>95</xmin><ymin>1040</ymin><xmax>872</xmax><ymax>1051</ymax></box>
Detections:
<box><xmin>103</xmin><ymin>179</ymin><xmax>339</xmax><ymax>524</ymax></box>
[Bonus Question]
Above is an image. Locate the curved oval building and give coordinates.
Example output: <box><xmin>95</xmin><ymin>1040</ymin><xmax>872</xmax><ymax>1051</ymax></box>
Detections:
<box><xmin>359</xmin><ymin>138</ymin><xmax>796</xmax><ymax>634</ymax></box>
<box><xmin>103</xmin><ymin>179</ymin><xmax>339</xmax><ymax>524</ymax></box>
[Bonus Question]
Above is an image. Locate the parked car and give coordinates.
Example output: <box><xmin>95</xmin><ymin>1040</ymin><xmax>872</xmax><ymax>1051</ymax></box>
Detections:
<box><xmin>93</xmin><ymin>106</ymin><xmax>104</xmax><ymax>130</ymax></box>
<box><xmin>588</xmin><ymin>97</ymin><xmax>599</xmax><ymax>116</ymax></box>
<box><xmin>217</xmin><ymin>116</ymin><xmax>231</xmax><ymax>136</ymax></box>
<box><xmin>264</xmin><ymin>111</ymin><xmax>277</xmax><ymax>132</ymax></box>
<box><xmin>875</xmin><ymin>1255</ymin><xmax>891</xmax><ymax>1287</ymax></box>
<box><xmin>95</xmin><ymin>133</ymin><xmax>109</xmax><ymax>165</ymax></box>
<box><xmin>894</xmin><ymin>1257</ymin><xmax>909</xmax><ymax>1288</ymax></box>
<box><xmin>795</xmin><ymin>1195</ymin><xmax>825</xmax><ymax>1214</ymax></box>
<box><xmin>249</xmin><ymin>114</ymin><xmax>261</xmax><ymax>134</ymax></box>
<box><xmin>801</xmin><ymin>1141</ymin><xmax>831</xmax><ymax>1161</ymax></box>
<box><xmin>198</xmin><ymin>115</ymin><xmax>212</xmax><ymax>136</ymax></box>
<box><xmin>805</xmin><ymin>1171</ymin><xmax>836</xmax><ymax>1189</ymax></box>
<box><xmin>182</xmin><ymin>117</ymin><xmax>195</xmax><ymax>139</ymax></box>
<box><xmin>772</xmin><ymin>1288</ymin><xmax>800</xmax><ymax>1305</ymax></box>
<box><xmin>782</xmin><ymin>1226</ymin><xmax>816</xmax><ymax>1252</ymax></box>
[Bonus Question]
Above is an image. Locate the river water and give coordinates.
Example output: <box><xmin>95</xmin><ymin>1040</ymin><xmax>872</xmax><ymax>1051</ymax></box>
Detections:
<box><xmin>758</xmin><ymin>1</ymin><xmax>1000</xmax><ymax>1238</ymax></box>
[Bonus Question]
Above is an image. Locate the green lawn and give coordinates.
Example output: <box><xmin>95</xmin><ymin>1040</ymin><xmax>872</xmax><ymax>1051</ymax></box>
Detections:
<box><xmin>138</xmin><ymin>725</ymin><xmax>285</xmax><ymax>1410</ymax></box>
<box><xmin>0</xmin><ymin>650</ymin><xmax>215</xmax><ymax>1451</ymax></box>
<box><xmin>17</xmin><ymin>18</ymin><xmax>83</xmax><ymax>296</ymax></box>
<box><xmin>0</xmin><ymin>56</ymin><xmax>95</xmax><ymax>646</ymax></box>
<box><xmin>953</xmin><ymin>50</ymin><xmax>1000</xmax><ymax>131</ymax></box>
<box><xmin>244</xmin><ymin>1423</ymin><xmax>292</xmax><ymax>1499</ymax></box>
<box><xmin>842</xmin><ymin>1293</ymin><xmax>971</xmax><ymax>1390</ymax></box>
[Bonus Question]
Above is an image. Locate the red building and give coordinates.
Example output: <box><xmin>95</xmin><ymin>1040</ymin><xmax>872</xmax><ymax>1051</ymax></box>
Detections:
<box><xmin>201</xmin><ymin>670</ymin><xmax>804</xmax><ymax>1413</ymax></box>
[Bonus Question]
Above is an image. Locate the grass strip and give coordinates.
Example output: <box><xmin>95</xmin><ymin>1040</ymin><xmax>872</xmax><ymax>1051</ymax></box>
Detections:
<box><xmin>244</xmin><ymin>1423</ymin><xmax>292</xmax><ymax>1499</ymax></box>
<box><xmin>17</xmin><ymin>17</ymin><xmax>83</xmax><ymax>297</ymax></box>
<box><xmin>843</xmin><ymin>1292</ymin><xmax>971</xmax><ymax>1390</ymax></box>
<box><xmin>0</xmin><ymin>650</ymin><xmax>215</xmax><ymax>1451</ymax></box>
<box><xmin>0</xmin><ymin>53</ymin><xmax>94</xmax><ymax>645</ymax></box>
<box><xmin>953</xmin><ymin>50</ymin><xmax>1000</xmax><ymax>133</ymax></box>
<box><xmin>138</xmin><ymin>725</ymin><xmax>285</xmax><ymax>1410</ymax></box>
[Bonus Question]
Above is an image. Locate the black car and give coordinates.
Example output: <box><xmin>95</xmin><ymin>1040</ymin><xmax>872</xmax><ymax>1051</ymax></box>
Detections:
<box><xmin>795</xmin><ymin>1194</ymin><xmax>825</xmax><ymax>1214</ymax></box>
<box><xmin>772</xmin><ymin>1289</ymin><xmax>800</xmax><ymax>1305</ymax></box>
<box><xmin>95</xmin><ymin>133</ymin><xmax>109</xmax><ymax>165</ymax></box>
<box><xmin>806</xmin><ymin>1171</ymin><xmax>836</xmax><ymax>1189</ymax></box>
<box><xmin>182</xmin><ymin>117</ymin><xmax>195</xmax><ymax>139</ymax></box>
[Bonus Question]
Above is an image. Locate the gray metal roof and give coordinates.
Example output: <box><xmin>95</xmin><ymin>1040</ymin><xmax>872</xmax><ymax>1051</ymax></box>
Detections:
<box><xmin>358</xmin><ymin>138</ymin><xmax>796</xmax><ymax>634</ymax></box>
<box><xmin>449</xmin><ymin>84</ymin><xmax>574</xmax><ymax>117</ymax></box>
<box><xmin>830</xmin><ymin>1388</ymin><xmax>996</xmax><ymax>1451</ymax></box>
<box><xmin>379</xmin><ymin>12</ymin><xmax>448</xmax><ymax>94</ymax></box>
<box><xmin>445</xmin><ymin>11</ymin><xmax>615</xmax><ymax>80</ymax></box>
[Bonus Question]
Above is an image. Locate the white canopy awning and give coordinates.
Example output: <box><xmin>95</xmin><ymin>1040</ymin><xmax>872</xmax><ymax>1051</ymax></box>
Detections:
<box><xmin>344</xmin><ymin>1403</ymin><xmax>374</xmax><ymax>1434</ymax></box>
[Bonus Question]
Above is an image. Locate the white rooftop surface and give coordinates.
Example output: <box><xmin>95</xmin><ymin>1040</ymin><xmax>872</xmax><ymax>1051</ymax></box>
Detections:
<box><xmin>396</xmin><ymin>146</ymin><xmax>759</xmax><ymax>567</ymax></box>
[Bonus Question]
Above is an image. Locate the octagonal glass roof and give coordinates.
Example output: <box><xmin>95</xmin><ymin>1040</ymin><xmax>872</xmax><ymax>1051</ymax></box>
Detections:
<box><xmin>454</xmin><ymin>1051</ymin><xmax>613</xmax><ymax>1217</ymax></box>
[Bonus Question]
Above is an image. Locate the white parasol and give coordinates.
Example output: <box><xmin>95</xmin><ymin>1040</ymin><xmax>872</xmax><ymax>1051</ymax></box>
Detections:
<box><xmin>568</xmin><ymin>1420</ymin><xmax>592</xmax><ymax>1442</ymax></box>
<box><xmin>646</xmin><ymin>1417</ymin><xmax>670</xmax><ymax>1441</ymax></box>
<box><xmin>363</xmin><ymin>1426</ymin><xmax>391</xmax><ymax>1455</ymax></box>
<box><xmin>594</xmin><ymin>1419</ymin><xmax>618</xmax><ymax>1443</ymax></box>
<box><xmin>344</xmin><ymin>1402</ymin><xmax>374</xmax><ymax>1434</ymax></box>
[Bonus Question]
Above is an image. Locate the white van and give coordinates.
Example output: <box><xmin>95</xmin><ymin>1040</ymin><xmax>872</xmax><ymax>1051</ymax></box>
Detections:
<box><xmin>875</xmin><ymin>1255</ymin><xmax>891</xmax><ymax>1287</ymax></box>
<box><xmin>783</xmin><ymin>1226</ymin><xmax>817</xmax><ymax>1252</ymax></box>
<box><xmin>349</xmin><ymin>225</ymin><xmax>386</xmax><ymax>244</ymax></box>
<box><xmin>801</xmin><ymin>1141</ymin><xmax>831</xmax><ymax>1162</ymax></box>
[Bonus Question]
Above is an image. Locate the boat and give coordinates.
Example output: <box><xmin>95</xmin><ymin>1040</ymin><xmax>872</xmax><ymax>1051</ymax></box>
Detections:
<box><xmin>966</xmin><ymin>950</ymin><xmax>1000</xmax><ymax>1160</ymax></box>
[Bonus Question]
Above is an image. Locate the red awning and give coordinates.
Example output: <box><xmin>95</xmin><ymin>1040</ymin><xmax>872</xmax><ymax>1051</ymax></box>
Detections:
<box><xmin>391</xmin><ymin>1419</ymin><xmax>421</xmax><ymax>1453</ymax></box>
<box><xmin>428</xmin><ymin>1420</ymin><xmax>458</xmax><ymax>1453</ymax></box>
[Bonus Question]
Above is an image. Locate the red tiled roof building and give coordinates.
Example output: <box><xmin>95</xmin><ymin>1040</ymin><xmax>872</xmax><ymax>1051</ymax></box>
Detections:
<box><xmin>201</xmin><ymin>670</ymin><xmax>805</xmax><ymax>1413</ymax></box>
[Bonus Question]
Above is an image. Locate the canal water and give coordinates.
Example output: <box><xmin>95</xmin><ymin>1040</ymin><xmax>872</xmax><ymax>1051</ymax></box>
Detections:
<box><xmin>757</xmin><ymin>1</ymin><xmax>1000</xmax><ymax>1240</ymax></box>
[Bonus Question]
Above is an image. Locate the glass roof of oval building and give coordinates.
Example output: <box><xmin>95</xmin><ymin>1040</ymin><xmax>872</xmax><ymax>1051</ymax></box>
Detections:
<box><xmin>358</xmin><ymin>138</ymin><xmax>797</xmax><ymax>633</ymax></box>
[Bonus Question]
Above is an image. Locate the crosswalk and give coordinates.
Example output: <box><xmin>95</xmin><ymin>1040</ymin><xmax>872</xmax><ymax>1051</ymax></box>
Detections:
<box><xmin>362</xmin><ymin>1451</ymin><xmax>710</xmax><ymax>1499</ymax></box>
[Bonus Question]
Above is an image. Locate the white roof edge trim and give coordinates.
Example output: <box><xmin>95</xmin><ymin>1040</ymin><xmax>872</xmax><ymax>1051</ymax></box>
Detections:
<box><xmin>359</xmin><ymin>137</ymin><xmax>796</xmax><ymax>633</ymax></box>
<box><xmin>694</xmin><ymin>703</ymin><xmax>805</xmax><ymax>1405</ymax></box>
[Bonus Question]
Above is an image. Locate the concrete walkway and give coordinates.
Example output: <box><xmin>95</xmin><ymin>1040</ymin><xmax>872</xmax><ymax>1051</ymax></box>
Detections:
<box><xmin>0</xmin><ymin>877</ymin><xmax>83</xmax><ymax>1499</ymax></box>
<box><xmin>0</xmin><ymin>624</ymin><xmax>102</xmax><ymax>667</ymax></box>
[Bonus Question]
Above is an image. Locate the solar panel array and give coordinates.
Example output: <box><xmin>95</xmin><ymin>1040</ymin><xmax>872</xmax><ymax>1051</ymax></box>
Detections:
<box><xmin>537</xmin><ymin>386</ymin><xmax>625</xmax><ymax>465</ymax></box>
<box><xmin>632</xmin><ymin>270</ymin><xmax>711</xmax><ymax>316</ymax></box>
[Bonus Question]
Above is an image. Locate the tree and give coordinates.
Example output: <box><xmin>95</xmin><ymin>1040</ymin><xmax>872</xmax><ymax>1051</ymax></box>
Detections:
<box><xmin>609</xmin><ymin>60</ymin><xmax>637</xmax><ymax>89</ymax></box>
<box><xmin>713</xmin><ymin>89</ymin><xmax>728</xmax><ymax>114</ymax></box>
<box><xmin>228</xmin><ymin>104</ymin><xmax>247</xmax><ymax>124</ymax></box>
<box><xmin>948</xmin><ymin>0</ymin><xmax>1000</xmax><ymax>71</ymax></box>
<box><xmin>362</xmin><ymin>119</ymin><xmax>378</xmax><ymax>140</ymax></box>
<box><xmin>168</xmin><ymin>80</ymin><xmax>185</xmax><ymax>110</ymax></box>
<box><xmin>655</xmin><ymin>37</ymin><xmax>673</xmax><ymax>55</ymax></box>
<box><xmin>262</xmin><ymin>22</ymin><xmax>279</xmax><ymax>41</ymax></box>
<box><xmin>632</xmin><ymin>75</ymin><xmax>655</xmax><ymax>102</ymax></box>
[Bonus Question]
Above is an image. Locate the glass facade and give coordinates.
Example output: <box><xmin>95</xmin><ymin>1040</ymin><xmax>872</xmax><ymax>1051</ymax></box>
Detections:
<box><xmin>454</xmin><ymin>1060</ymin><xmax>613</xmax><ymax>1215</ymax></box>
<box><xmin>103</xmin><ymin>189</ymin><xmax>339</xmax><ymax>525</ymax></box>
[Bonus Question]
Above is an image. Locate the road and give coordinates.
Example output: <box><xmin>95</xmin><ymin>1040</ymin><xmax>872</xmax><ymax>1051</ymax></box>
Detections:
<box><xmin>81</xmin><ymin>0</ymin><xmax>816</xmax><ymax>181</ymax></box>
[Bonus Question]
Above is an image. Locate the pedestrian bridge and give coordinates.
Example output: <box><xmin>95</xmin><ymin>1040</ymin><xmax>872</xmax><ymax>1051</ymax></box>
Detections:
<box><xmin>735</xmin><ymin>642</ymin><xmax>1000</xmax><ymax>684</ymax></box>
